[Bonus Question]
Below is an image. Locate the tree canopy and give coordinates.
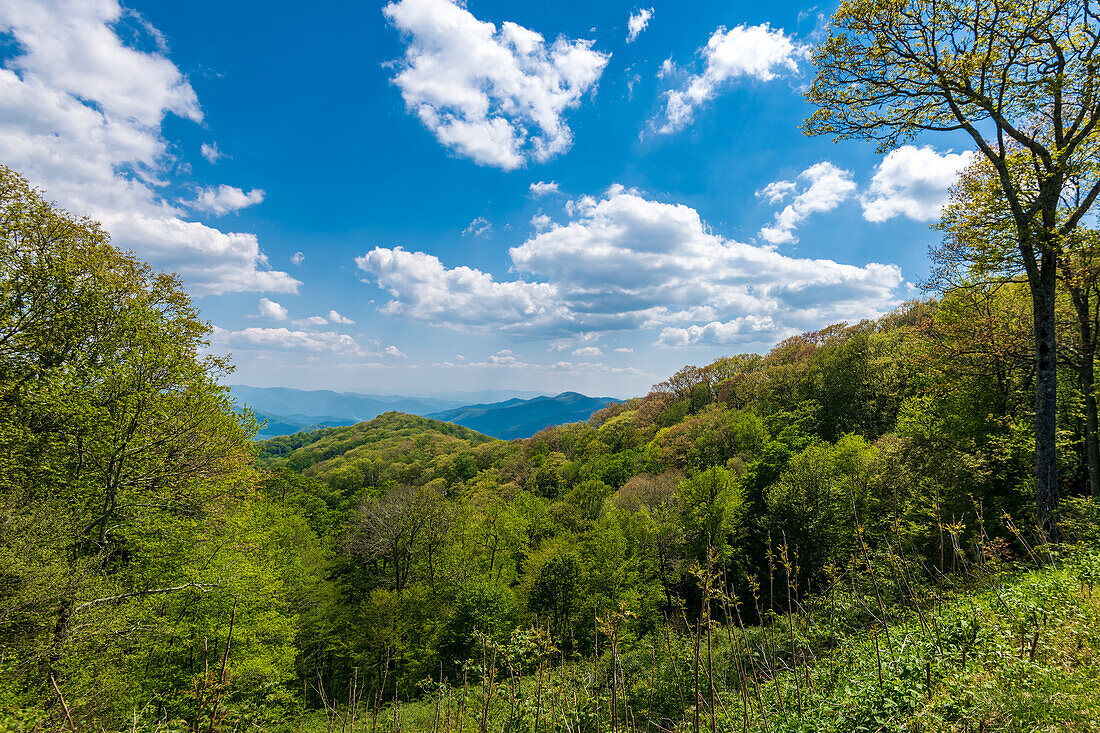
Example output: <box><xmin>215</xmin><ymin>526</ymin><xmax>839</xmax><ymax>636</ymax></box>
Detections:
<box><xmin>806</xmin><ymin>0</ymin><xmax>1100</xmax><ymax>535</ymax></box>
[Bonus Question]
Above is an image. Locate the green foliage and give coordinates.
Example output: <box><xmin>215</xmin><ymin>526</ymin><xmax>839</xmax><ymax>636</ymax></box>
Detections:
<box><xmin>4</xmin><ymin>156</ymin><xmax>1100</xmax><ymax>731</ymax></box>
<box><xmin>766</xmin><ymin>435</ymin><xmax>872</xmax><ymax>584</ymax></box>
<box><xmin>0</xmin><ymin>165</ymin><xmax>322</xmax><ymax>729</ymax></box>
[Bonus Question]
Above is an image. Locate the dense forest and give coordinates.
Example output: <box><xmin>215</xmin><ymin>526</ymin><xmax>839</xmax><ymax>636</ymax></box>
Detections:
<box><xmin>8</xmin><ymin>0</ymin><xmax>1100</xmax><ymax>729</ymax></box>
<box><xmin>3</xmin><ymin>156</ymin><xmax>1100</xmax><ymax>732</ymax></box>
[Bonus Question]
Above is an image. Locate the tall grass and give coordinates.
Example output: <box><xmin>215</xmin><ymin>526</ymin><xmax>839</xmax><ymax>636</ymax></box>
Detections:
<box><xmin>276</xmin><ymin>509</ymin><xmax>1100</xmax><ymax>733</ymax></box>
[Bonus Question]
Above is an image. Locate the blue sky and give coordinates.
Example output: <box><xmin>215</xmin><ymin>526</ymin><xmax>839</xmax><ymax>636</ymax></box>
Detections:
<box><xmin>0</xmin><ymin>0</ymin><xmax>974</xmax><ymax>397</ymax></box>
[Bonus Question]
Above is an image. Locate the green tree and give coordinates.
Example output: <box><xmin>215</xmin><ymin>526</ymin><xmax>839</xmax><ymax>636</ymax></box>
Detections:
<box><xmin>936</xmin><ymin>154</ymin><xmax>1100</xmax><ymax>498</ymax></box>
<box><xmin>678</xmin><ymin>466</ymin><xmax>745</xmax><ymax>564</ymax></box>
<box><xmin>527</xmin><ymin>551</ymin><xmax>581</xmax><ymax>642</ymax></box>
<box><xmin>0</xmin><ymin>165</ymin><xmax>264</xmax><ymax>725</ymax></box>
<box><xmin>766</xmin><ymin>436</ymin><xmax>875</xmax><ymax>586</ymax></box>
<box><xmin>806</xmin><ymin>0</ymin><xmax>1100</xmax><ymax>536</ymax></box>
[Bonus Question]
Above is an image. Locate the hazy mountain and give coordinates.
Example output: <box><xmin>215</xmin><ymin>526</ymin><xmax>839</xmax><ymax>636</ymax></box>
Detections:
<box><xmin>230</xmin><ymin>385</ymin><xmax>466</xmax><ymax>419</ymax></box>
<box><xmin>250</xmin><ymin>410</ymin><xmax>358</xmax><ymax>440</ymax></box>
<box><xmin>427</xmin><ymin>391</ymin><xmax>622</xmax><ymax>440</ymax></box>
<box><xmin>231</xmin><ymin>385</ymin><xmax>548</xmax><ymax>439</ymax></box>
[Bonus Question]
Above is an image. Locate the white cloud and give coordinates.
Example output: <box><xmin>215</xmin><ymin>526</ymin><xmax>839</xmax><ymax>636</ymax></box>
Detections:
<box><xmin>191</xmin><ymin>185</ymin><xmax>265</xmax><ymax>215</ymax></box>
<box><xmin>657</xmin><ymin>23</ymin><xmax>809</xmax><ymax>133</ymax></box>
<box><xmin>291</xmin><ymin>251</ymin><xmax>305</xmax><ymax>265</ymax></box>
<box><xmin>386</xmin><ymin>345</ymin><xmax>407</xmax><ymax>358</ymax></box>
<box><xmin>255</xmin><ymin>297</ymin><xmax>288</xmax><ymax>321</ymax></box>
<box><xmin>462</xmin><ymin>215</ymin><xmax>492</xmax><ymax>237</ymax></box>
<box><xmin>531</xmin><ymin>213</ymin><xmax>553</xmax><ymax>231</ymax></box>
<box><xmin>530</xmin><ymin>180</ymin><xmax>560</xmax><ymax>196</ymax></box>
<box><xmin>358</xmin><ymin>187</ymin><xmax>903</xmax><ymax>347</ymax></box>
<box><xmin>756</xmin><ymin>179</ymin><xmax>797</xmax><ymax>204</ymax></box>
<box><xmin>328</xmin><ymin>310</ymin><xmax>355</xmax><ymax>324</ymax></box>
<box><xmin>861</xmin><ymin>145</ymin><xmax>974</xmax><ymax>222</ymax></box>
<box><xmin>759</xmin><ymin>162</ymin><xmax>856</xmax><ymax>245</ymax></box>
<box><xmin>383</xmin><ymin>0</ymin><xmax>609</xmax><ymax>170</ymax></box>
<box><xmin>0</xmin><ymin>0</ymin><xmax>297</xmax><ymax>295</ymax></box>
<box><xmin>614</xmin><ymin>347</ymin><xmax>634</xmax><ymax>353</ymax></box>
<box><xmin>657</xmin><ymin>315</ymin><xmax>784</xmax><ymax>347</ymax></box>
<box><xmin>200</xmin><ymin>141</ymin><xmax>224</xmax><ymax>163</ymax></box>
<box><xmin>573</xmin><ymin>346</ymin><xmax>602</xmax><ymax>357</ymax></box>
<box><xmin>212</xmin><ymin>327</ymin><xmax>376</xmax><ymax>357</ymax></box>
<box><xmin>356</xmin><ymin>246</ymin><xmax>561</xmax><ymax>333</ymax></box>
<box><xmin>627</xmin><ymin>8</ymin><xmax>653</xmax><ymax>43</ymax></box>
<box><xmin>432</xmin><ymin>352</ymin><xmax>646</xmax><ymax>378</ymax></box>
<box><xmin>293</xmin><ymin>315</ymin><xmax>329</xmax><ymax>327</ymax></box>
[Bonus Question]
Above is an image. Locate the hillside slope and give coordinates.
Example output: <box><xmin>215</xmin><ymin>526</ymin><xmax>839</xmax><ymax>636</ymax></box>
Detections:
<box><xmin>256</xmin><ymin>411</ymin><xmax>497</xmax><ymax>475</ymax></box>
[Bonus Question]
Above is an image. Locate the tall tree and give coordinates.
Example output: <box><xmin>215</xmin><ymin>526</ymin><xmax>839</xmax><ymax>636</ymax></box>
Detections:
<box><xmin>806</xmin><ymin>0</ymin><xmax>1100</xmax><ymax>536</ymax></box>
<box><xmin>935</xmin><ymin>155</ymin><xmax>1100</xmax><ymax>498</ymax></box>
<box><xmin>0</xmin><ymin>165</ymin><xmax>260</xmax><ymax>721</ymax></box>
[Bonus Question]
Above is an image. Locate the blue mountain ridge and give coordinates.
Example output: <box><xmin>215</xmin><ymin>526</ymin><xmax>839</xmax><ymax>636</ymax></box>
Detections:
<box><xmin>231</xmin><ymin>386</ymin><xmax>606</xmax><ymax>440</ymax></box>
<box><xmin>426</xmin><ymin>391</ymin><xmax>623</xmax><ymax>440</ymax></box>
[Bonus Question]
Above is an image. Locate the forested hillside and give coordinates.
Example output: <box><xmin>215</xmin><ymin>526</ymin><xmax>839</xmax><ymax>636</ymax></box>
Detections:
<box><xmin>4</xmin><ymin>160</ymin><xmax>1100</xmax><ymax>731</ymax></box>
<box><xmin>245</xmin><ymin>281</ymin><xmax>1100</xmax><ymax>731</ymax></box>
<box><xmin>11</xmin><ymin>0</ymin><xmax>1100</xmax><ymax>720</ymax></box>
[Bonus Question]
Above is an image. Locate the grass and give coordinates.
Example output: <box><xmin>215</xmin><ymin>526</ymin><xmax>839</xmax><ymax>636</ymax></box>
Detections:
<box><xmin>7</xmin><ymin>546</ymin><xmax>1098</xmax><ymax>732</ymax></box>
<box><xmin>267</xmin><ymin>546</ymin><xmax>1100</xmax><ymax>733</ymax></box>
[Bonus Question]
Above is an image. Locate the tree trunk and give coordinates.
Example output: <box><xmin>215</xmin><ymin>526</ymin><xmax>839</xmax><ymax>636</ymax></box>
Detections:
<box><xmin>1082</xmin><ymin>356</ymin><xmax>1100</xmax><ymax>500</ymax></box>
<box><xmin>1031</xmin><ymin>261</ymin><xmax>1060</xmax><ymax>540</ymax></box>
<box><xmin>48</xmin><ymin>599</ymin><xmax>73</xmax><ymax>690</ymax></box>
<box><xmin>1071</xmin><ymin>287</ymin><xmax>1100</xmax><ymax>499</ymax></box>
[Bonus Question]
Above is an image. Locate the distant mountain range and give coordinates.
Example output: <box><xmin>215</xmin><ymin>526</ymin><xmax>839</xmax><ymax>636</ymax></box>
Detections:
<box><xmin>426</xmin><ymin>392</ymin><xmax>622</xmax><ymax>440</ymax></box>
<box><xmin>249</xmin><ymin>410</ymin><xmax>357</xmax><ymax>438</ymax></box>
<box><xmin>230</xmin><ymin>386</ymin><xmax>615</xmax><ymax>440</ymax></box>
<box><xmin>231</xmin><ymin>385</ymin><xmax>463</xmax><ymax>421</ymax></box>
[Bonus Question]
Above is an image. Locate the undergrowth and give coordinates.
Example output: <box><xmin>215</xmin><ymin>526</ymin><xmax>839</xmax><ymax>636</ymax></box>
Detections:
<box><xmin>268</xmin><ymin>545</ymin><xmax>1100</xmax><ymax>733</ymax></box>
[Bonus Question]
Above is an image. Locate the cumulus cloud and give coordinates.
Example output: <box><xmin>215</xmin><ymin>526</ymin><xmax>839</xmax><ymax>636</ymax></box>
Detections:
<box><xmin>0</xmin><ymin>0</ymin><xmax>298</xmax><ymax>296</ymax></box>
<box><xmin>861</xmin><ymin>145</ymin><xmax>974</xmax><ymax>222</ymax></box>
<box><xmin>191</xmin><ymin>185</ymin><xmax>265</xmax><ymax>215</ymax></box>
<box><xmin>255</xmin><ymin>297</ymin><xmax>288</xmax><ymax>321</ymax></box>
<box><xmin>433</xmin><ymin>350</ymin><xmax>646</xmax><ymax>377</ymax></box>
<box><xmin>627</xmin><ymin>8</ymin><xmax>653</xmax><ymax>43</ymax></box>
<box><xmin>657</xmin><ymin>315</ymin><xmax>784</xmax><ymax>347</ymax></box>
<box><xmin>328</xmin><ymin>310</ymin><xmax>355</xmax><ymax>324</ymax></box>
<box><xmin>356</xmin><ymin>246</ymin><xmax>561</xmax><ymax>332</ymax></box>
<box><xmin>530</xmin><ymin>180</ymin><xmax>560</xmax><ymax>196</ymax></box>
<box><xmin>462</xmin><ymin>216</ymin><xmax>492</xmax><ymax>237</ymax></box>
<box><xmin>293</xmin><ymin>315</ymin><xmax>329</xmax><ymax>327</ymax></box>
<box><xmin>758</xmin><ymin>162</ymin><xmax>856</xmax><ymax>245</ymax></box>
<box><xmin>200</xmin><ymin>142</ymin><xmax>224</xmax><ymax>163</ymax></box>
<box><xmin>756</xmin><ymin>179</ymin><xmax>798</xmax><ymax>205</ymax></box>
<box><xmin>357</xmin><ymin>187</ymin><xmax>903</xmax><ymax>347</ymax></box>
<box><xmin>383</xmin><ymin>0</ymin><xmax>609</xmax><ymax>170</ymax></box>
<box><xmin>614</xmin><ymin>347</ymin><xmax>634</xmax><ymax>353</ymax></box>
<box><xmin>531</xmin><ymin>213</ymin><xmax>553</xmax><ymax>231</ymax></box>
<box><xmin>291</xmin><ymin>251</ymin><xmax>305</xmax><ymax>265</ymax></box>
<box><xmin>212</xmin><ymin>327</ymin><xmax>377</xmax><ymax>357</ymax></box>
<box><xmin>657</xmin><ymin>23</ymin><xmax>808</xmax><ymax>133</ymax></box>
<box><xmin>573</xmin><ymin>346</ymin><xmax>602</xmax><ymax>357</ymax></box>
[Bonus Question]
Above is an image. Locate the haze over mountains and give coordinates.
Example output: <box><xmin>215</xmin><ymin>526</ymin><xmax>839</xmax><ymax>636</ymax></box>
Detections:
<box><xmin>426</xmin><ymin>392</ymin><xmax>622</xmax><ymax>440</ymax></box>
<box><xmin>231</xmin><ymin>385</ymin><xmax>620</xmax><ymax>440</ymax></box>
